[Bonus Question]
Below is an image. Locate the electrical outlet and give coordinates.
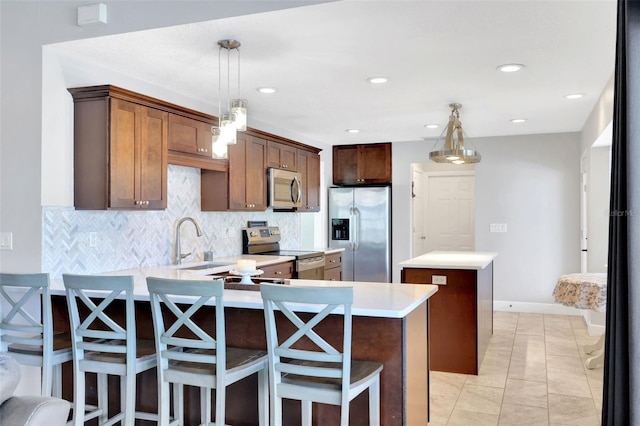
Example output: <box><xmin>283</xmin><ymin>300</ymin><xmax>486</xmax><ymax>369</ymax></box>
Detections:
<box><xmin>432</xmin><ymin>275</ymin><xmax>447</xmax><ymax>285</ymax></box>
<box><xmin>490</xmin><ymin>223</ymin><xmax>508</xmax><ymax>233</ymax></box>
<box><xmin>0</xmin><ymin>232</ymin><xmax>13</xmax><ymax>250</ymax></box>
<box><xmin>89</xmin><ymin>232</ymin><xmax>97</xmax><ymax>248</ymax></box>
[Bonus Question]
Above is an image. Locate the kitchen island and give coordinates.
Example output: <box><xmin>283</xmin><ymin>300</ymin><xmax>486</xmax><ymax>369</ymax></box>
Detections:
<box><xmin>50</xmin><ymin>260</ymin><xmax>437</xmax><ymax>425</ymax></box>
<box><xmin>400</xmin><ymin>251</ymin><xmax>497</xmax><ymax>375</ymax></box>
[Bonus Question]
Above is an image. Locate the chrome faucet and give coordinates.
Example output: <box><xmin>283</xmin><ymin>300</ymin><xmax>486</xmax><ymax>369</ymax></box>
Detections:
<box><xmin>174</xmin><ymin>217</ymin><xmax>203</xmax><ymax>265</ymax></box>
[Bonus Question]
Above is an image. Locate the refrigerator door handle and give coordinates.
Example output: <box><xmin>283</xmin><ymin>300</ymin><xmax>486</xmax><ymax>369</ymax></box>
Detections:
<box><xmin>349</xmin><ymin>207</ymin><xmax>355</xmax><ymax>251</ymax></box>
<box><xmin>353</xmin><ymin>207</ymin><xmax>360</xmax><ymax>251</ymax></box>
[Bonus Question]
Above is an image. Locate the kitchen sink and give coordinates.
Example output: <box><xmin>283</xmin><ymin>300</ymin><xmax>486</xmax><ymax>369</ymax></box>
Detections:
<box><xmin>178</xmin><ymin>262</ymin><xmax>231</xmax><ymax>270</ymax></box>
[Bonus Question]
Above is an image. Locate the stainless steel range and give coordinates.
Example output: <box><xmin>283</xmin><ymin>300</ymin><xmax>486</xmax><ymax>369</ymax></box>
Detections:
<box><xmin>242</xmin><ymin>226</ymin><xmax>325</xmax><ymax>280</ymax></box>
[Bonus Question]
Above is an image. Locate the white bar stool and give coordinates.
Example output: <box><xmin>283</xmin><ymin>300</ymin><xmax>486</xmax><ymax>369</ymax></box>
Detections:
<box><xmin>146</xmin><ymin>277</ymin><xmax>268</xmax><ymax>426</ymax></box>
<box><xmin>63</xmin><ymin>274</ymin><xmax>158</xmax><ymax>426</ymax></box>
<box><xmin>260</xmin><ymin>283</ymin><xmax>383</xmax><ymax>426</ymax></box>
<box><xmin>0</xmin><ymin>272</ymin><xmax>73</xmax><ymax>397</ymax></box>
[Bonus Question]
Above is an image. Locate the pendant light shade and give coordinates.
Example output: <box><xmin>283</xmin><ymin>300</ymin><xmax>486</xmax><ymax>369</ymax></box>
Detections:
<box><xmin>429</xmin><ymin>103</ymin><xmax>481</xmax><ymax>164</ymax></box>
<box><xmin>219</xmin><ymin>112</ymin><xmax>237</xmax><ymax>145</ymax></box>
<box><xmin>231</xmin><ymin>98</ymin><xmax>247</xmax><ymax>131</ymax></box>
<box><xmin>211</xmin><ymin>127</ymin><xmax>228</xmax><ymax>159</ymax></box>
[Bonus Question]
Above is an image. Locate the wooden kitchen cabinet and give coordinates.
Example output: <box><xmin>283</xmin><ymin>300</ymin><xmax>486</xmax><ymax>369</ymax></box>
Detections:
<box><xmin>333</xmin><ymin>142</ymin><xmax>392</xmax><ymax>185</ymax></box>
<box><xmin>70</xmin><ymin>87</ymin><xmax>168</xmax><ymax>210</ymax></box>
<box><xmin>297</xmin><ymin>149</ymin><xmax>321</xmax><ymax>212</ymax></box>
<box><xmin>229</xmin><ymin>134</ymin><xmax>268</xmax><ymax>211</ymax></box>
<box><xmin>324</xmin><ymin>252</ymin><xmax>343</xmax><ymax>281</ymax></box>
<box><xmin>168</xmin><ymin>113</ymin><xmax>214</xmax><ymax>157</ymax></box>
<box><xmin>267</xmin><ymin>140</ymin><xmax>298</xmax><ymax>171</ymax></box>
<box><xmin>261</xmin><ymin>261</ymin><xmax>294</xmax><ymax>279</ymax></box>
<box><xmin>201</xmin><ymin>133</ymin><xmax>267</xmax><ymax>212</ymax></box>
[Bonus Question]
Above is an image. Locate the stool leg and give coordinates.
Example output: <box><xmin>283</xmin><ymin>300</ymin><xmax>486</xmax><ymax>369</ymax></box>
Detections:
<box><xmin>52</xmin><ymin>364</ymin><xmax>63</xmax><ymax>398</ymax></box>
<box><xmin>124</xmin><ymin>372</ymin><xmax>136</xmax><ymax>425</ymax></box>
<box><xmin>174</xmin><ymin>383</ymin><xmax>184</xmax><ymax>425</ymax></box>
<box><xmin>98</xmin><ymin>373</ymin><xmax>109</xmax><ymax>425</ymax></box>
<box><xmin>369</xmin><ymin>376</ymin><xmax>381</xmax><ymax>426</ymax></box>
<box><xmin>72</xmin><ymin>369</ymin><xmax>86</xmax><ymax>426</ymax></box>
<box><xmin>257</xmin><ymin>368</ymin><xmax>268</xmax><ymax>426</ymax></box>
<box><xmin>301</xmin><ymin>400</ymin><xmax>312</xmax><ymax>426</ymax></box>
<box><xmin>201</xmin><ymin>387</ymin><xmax>212</xmax><ymax>425</ymax></box>
<box><xmin>158</xmin><ymin>379</ymin><xmax>170</xmax><ymax>426</ymax></box>
<box><xmin>42</xmin><ymin>359</ymin><xmax>53</xmax><ymax>397</ymax></box>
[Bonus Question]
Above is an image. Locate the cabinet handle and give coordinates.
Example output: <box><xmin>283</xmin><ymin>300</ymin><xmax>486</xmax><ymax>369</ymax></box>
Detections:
<box><xmin>275</xmin><ymin>271</ymin><xmax>282</xmax><ymax>275</ymax></box>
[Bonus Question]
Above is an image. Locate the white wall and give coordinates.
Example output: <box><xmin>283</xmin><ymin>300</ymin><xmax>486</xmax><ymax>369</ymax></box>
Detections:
<box><xmin>393</xmin><ymin>132</ymin><xmax>581</xmax><ymax>304</ymax></box>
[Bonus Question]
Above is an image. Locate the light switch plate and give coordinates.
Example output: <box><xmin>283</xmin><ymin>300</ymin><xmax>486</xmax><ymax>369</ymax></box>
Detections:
<box><xmin>490</xmin><ymin>223</ymin><xmax>508</xmax><ymax>233</ymax></box>
<box><xmin>0</xmin><ymin>232</ymin><xmax>13</xmax><ymax>250</ymax></box>
<box><xmin>432</xmin><ymin>275</ymin><xmax>447</xmax><ymax>285</ymax></box>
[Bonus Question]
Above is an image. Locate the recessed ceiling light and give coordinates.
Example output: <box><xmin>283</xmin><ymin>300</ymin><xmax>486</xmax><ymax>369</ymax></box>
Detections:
<box><xmin>367</xmin><ymin>77</ymin><xmax>388</xmax><ymax>84</ymax></box>
<box><xmin>510</xmin><ymin>118</ymin><xmax>527</xmax><ymax>123</ymax></box>
<box><xmin>257</xmin><ymin>87</ymin><xmax>277</xmax><ymax>94</ymax></box>
<box><xmin>497</xmin><ymin>63</ymin><xmax>525</xmax><ymax>73</ymax></box>
<box><xmin>424</xmin><ymin>124</ymin><xmax>440</xmax><ymax>129</ymax></box>
<box><xmin>346</xmin><ymin>129</ymin><xmax>360</xmax><ymax>134</ymax></box>
<box><xmin>565</xmin><ymin>93</ymin><xmax>585</xmax><ymax>100</ymax></box>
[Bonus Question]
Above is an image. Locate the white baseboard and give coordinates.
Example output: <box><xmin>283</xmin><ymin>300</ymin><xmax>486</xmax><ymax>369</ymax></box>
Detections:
<box><xmin>494</xmin><ymin>300</ymin><xmax>582</xmax><ymax>316</ymax></box>
<box><xmin>586</xmin><ymin>323</ymin><xmax>606</xmax><ymax>336</ymax></box>
<box><xmin>494</xmin><ymin>300</ymin><xmax>606</xmax><ymax>336</ymax></box>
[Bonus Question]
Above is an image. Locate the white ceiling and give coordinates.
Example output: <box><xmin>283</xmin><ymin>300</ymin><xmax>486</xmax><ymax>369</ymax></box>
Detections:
<box><xmin>50</xmin><ymin>0</ymin><xmax>617</xmax><ymax>148</ymax></box>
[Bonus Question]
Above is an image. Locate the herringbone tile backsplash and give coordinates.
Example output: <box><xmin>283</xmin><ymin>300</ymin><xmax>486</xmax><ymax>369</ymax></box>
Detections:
<box><xmin>42</xmin><ymin>165</ymin><xmax>300</xmax><ymax>279</ymax></box>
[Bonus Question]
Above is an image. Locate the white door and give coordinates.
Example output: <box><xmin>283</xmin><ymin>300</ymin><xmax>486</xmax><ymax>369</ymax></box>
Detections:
<box><xmin>411</xmin><ymin>167</ymin><xmax>427</xmax><ymax>256</ymax></box>
<box><xmin>426</xmin><ymin>175</ymin><xmax>475</xmax><ymax>252</ymax></box>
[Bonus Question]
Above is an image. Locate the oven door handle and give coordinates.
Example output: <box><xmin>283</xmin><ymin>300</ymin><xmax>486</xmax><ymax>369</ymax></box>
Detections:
<box><xmin>296</xmin><ymin>257</ymin><xmax>325</xmax><ymax>271</ymax></box>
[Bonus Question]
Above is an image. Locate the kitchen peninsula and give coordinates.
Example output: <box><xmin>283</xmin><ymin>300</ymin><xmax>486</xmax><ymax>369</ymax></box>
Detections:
<box><xmin>400</xmin><ymin>251</ymin><xmax>497</xmax><ymax>375</ymax></box>
<box><xmin>49</xmin><ymin>259</ymin><xmax>438</xmax><ymax>425</ymax></box>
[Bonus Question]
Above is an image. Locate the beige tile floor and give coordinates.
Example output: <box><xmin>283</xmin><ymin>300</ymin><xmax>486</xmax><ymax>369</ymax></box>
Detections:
<box><xmin>428</xmin><ymin>311</ymin><xmax>603</xmax><ymax>426</ymax></box>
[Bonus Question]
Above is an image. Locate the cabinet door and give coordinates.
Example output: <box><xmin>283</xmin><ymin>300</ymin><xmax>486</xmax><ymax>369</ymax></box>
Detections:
<box><xmin>267</xmin><ymin>140</ymin><xmax>297</xmax><ymax>171</ymax></box>
<box><xmin>359</xmin><ymin>143</ymin><xmax>392</xmax><ymax>184</ymax></box>
<box><xmin>245</xmin><ymin>136</ymin><xmax>267</xmax><ymax>210</ymax></box>
<box><xmin>139</xmin><ymin>107</ymin><xmax>168</xmax><ymax>209</ymax></box>
<box><xmin>333</xmin><ymin>145</ymin><xmax>358</xmax><ymax>185</ymax></box>
<box><xmin>168</xmin><ymin>114</ymin><xmax>212</xmax><ymax>157</ymax></box>
<box><xmin>324</xmin><ymin>267</ymin><xmax>342</xmax><ymax>281</ymax></box>
<box><xmin>109</xmin><ymin>99</ymin><xmax>167</xmax><ymax>209</ymax></box>
<box><xmin>297</xmin><ymin>150</ymin><xmax>320</xmax><ymax>212</ymax></box>
<box><xmin>109</xmin><ymin>99</ymin><xmax>138</xmax><ymax>208</ymax></box>
<box><xmin>228</xmin><ymin>134</ymin><xmax>267</xmax><ymax>211</ymax></box>
<box><xmin>261</xmin><ymin>261</ymin><xmax>294</xmax><ymax>279</ymax></box>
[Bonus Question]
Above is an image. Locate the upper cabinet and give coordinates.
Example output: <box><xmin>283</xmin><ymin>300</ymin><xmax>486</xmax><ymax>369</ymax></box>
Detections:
<box><xmin>202</xmin><ymin>133</ymin><xmax>267</xmax><ymax>212</ymax></box>
<box><xmin>333</xmin><ymin>142</ymin><xmax>392</xmax><ymax>185</ymax></box>
<box><xmin>69</xmin><ymin>86</ymin><xmax>168</xmax><ymax>210</ymax></box>
<box><xmin>297</xmin><ymin>149</ymin><xmax>321</xmax><ymax>212</ymax></box>
<box><xmin>267</xmin><ymin>140</ymin><xmax>298</xmax><ymax>171</ymax></box>
<box><xmin>168</xmin><ymin>113</ymin><xmax>213</xmax><ymax>157</ymax></box>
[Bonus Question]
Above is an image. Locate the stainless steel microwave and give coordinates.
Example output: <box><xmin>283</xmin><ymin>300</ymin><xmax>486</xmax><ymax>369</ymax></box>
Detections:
<box><xmin>268</xmin><ymin>168</ymin><xmax>302</xmax><ymax>209</ymax></box>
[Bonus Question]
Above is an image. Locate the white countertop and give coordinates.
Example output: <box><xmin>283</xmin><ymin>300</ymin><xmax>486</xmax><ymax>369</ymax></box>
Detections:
<box><xmin>399</xmin><ymin>251</ymin><xmax>498</xmax><ymax>270</ymax></box>
<box><xmin>50</xmin><ymin>256</ymin><xmax>437</xmax><ymax>319</ymax></box>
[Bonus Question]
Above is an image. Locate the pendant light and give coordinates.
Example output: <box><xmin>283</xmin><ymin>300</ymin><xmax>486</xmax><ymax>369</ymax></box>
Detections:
<box><xmin>428</xmin><ymin>103</ymin><xmax>481</xmax><ymax>164</ymax></box>
<box><xmin>212</xmin><ymin>39</ymin><xmax>242</xmax><ymax>158</ymax></box>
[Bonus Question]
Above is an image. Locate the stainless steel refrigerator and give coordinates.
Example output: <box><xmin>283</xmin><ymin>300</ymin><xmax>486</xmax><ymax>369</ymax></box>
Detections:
<box><xmin>328</xmin><ymin>186</ymin><xmax>391</xmax><ymax>282</ymax></box>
